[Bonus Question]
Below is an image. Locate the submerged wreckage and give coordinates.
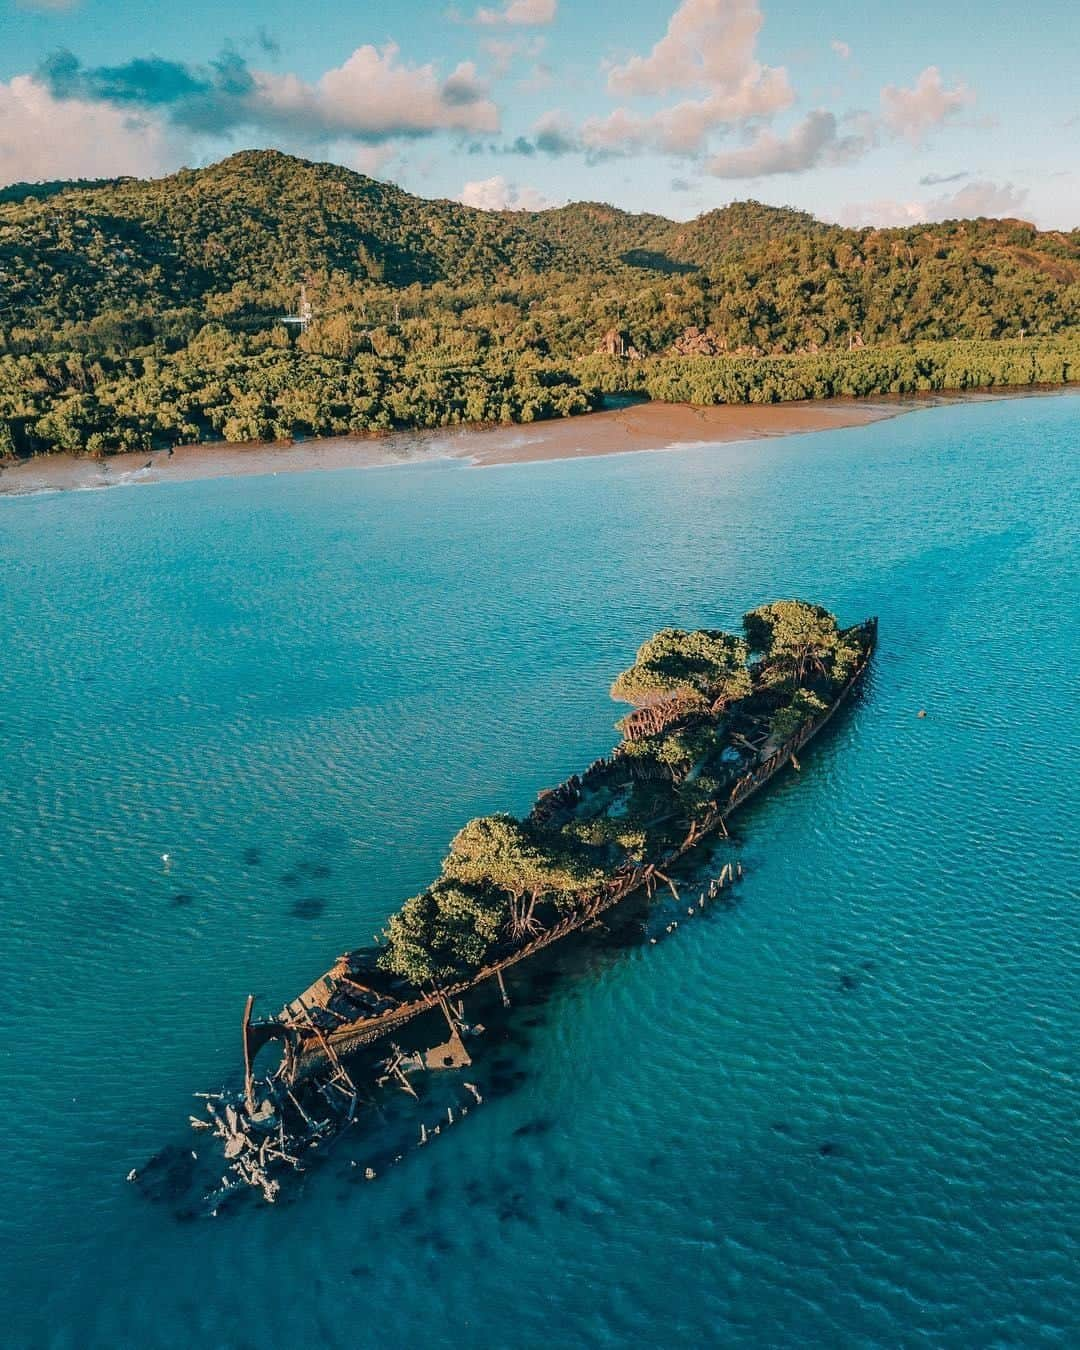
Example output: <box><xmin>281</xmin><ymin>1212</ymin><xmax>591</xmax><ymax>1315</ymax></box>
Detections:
<box><xmin>151</xmin><ymin>602</ymin><xmax>876</xmax><ymax>1208</ymax></box>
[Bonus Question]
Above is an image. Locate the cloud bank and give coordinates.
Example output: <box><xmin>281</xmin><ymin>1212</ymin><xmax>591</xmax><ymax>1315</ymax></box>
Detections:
<box><xmin>459</xmin><ymin>173</ymin><xmax>549</xmax><ymax>209</ymax></box>
<box><xmin>0</xmin><ymin>74</ymin><xmax>179</xmax><ymax>184</ymax></box>
<box><xmin>0</xmin><ymin>3</ymin><xmax>1002</xmax><ymax>206</ymax></box>
<box><xmin>36</xmin><ymin>43</ymin><xmax>499</xmax><ymax>147</ymax></box>
<box><xmin>841</xmin><ymin>179</ymin><xmax>1028</xmax><ymax>227</ymax></box>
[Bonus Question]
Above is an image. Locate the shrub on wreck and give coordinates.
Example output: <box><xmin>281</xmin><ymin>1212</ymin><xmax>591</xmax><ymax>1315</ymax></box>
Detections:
<box><xmin>440</xmin><ymin>813</ymin><xmax>604</xmax><ymax>940</ymax></box>
<box><xmin>743</xmin><ymin>600</ymin><xmax>849</xmax><ymax>684</ymax></box>
<box><xmin>610</xmin><ymin>628</ymin><xmax>751</xmax><ymax>707</ymax></box>
<box><xmin>768</xmin><ymin>689</ymin><xmax>828</xmax><ymax>742</ymax></box>
<box><xmin>379</xmin><ymin>883</ymin><xmax>506</xmax><ymax>985</ymax></box>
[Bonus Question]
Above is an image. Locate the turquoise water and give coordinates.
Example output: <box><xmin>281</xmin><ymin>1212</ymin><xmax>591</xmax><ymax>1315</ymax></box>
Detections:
<box><xmin>1</xmin><ymin>394</ymin><xmax>1077</xmax><ymax>1348</ymax></box>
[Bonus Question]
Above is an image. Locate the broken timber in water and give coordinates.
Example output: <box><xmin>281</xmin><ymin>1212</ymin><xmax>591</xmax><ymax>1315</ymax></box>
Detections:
<box><xmin>181</xmin><ymin>615</ymin><xmax>876</xmax><ymax>1206</ymax></box>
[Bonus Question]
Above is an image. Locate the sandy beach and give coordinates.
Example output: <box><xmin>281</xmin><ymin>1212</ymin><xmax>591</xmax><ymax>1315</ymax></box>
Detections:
<box><xmin>0</xmin><ymin>387</ymin><xmax>1074</xmax><ymax>496</ymax></box>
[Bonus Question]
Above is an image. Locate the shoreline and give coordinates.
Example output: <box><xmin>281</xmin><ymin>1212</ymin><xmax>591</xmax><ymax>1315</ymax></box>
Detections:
<box><xmin>1</xmin><ymin>384</ymin><xmax>1075</xmax><ymax>497</ymax></box>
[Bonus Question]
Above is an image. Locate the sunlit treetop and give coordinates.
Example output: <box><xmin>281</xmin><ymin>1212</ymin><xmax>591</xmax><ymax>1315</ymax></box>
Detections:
<box><xmin>742</xmin><ymin>600</ymin><xmax>845</xmax><ymax>682</ymax></box>
<box><xmin>610</xmin><ymin>628</ymin><xmax>751</xmax><ymax>707</ymax></box>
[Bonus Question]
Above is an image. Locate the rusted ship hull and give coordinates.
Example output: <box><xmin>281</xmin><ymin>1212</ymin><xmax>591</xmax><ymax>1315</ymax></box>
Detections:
<box><xmin>253</xmin><ymin>617</ymin><xmax>878</xmax><ymax>1084</ymax></box>
<box><xmin>147</xmin><ymin>617</ymin><xmax>879</xmax><ymax>1209</ymax></box>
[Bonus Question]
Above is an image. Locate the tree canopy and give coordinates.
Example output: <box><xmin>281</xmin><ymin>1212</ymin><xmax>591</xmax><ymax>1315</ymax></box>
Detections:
<box><xmin>441</xmin><ymin>813</ymin><xmax>603</xmax><ymax>937</ymax></box>
<box><xmin>768</xmin><ymin>689</ymin><xmax>828</xmax><ymax>742</ymax></box>
<box><xmin>379</xmin><ymin>882</ymin><xmax>505</xmax><ymax>985</ymax></box>
<box><xmin>1</xmin><ymin>149</ymin><xmax>1077</xmax><ymax>457</ymax></box>
<box><xmin>610</xmin><ymin>628</ymin><xmax>752</xmax><ymax>706</ymax></box>
<box><xmin>743</xmin><ymin>600</ymin><xmax>850</xmax><ymax>682</ymax></box>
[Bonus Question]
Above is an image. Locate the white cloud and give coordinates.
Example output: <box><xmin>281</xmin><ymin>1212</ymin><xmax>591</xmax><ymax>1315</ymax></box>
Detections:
<box><xmin>880</xmin><ymin>66</ymin><xmax>973</xmax><ymax>146</ymax></box>
<box><xmin>928</xmin><ymin>179</ymin><xmax>1027</xmax><ymax>219</ymax></box>
<box><xmin>251</xmin><ymin>45</ymin><xmax>499</xmax><ymax>140</ymax></box>
<box><xmin>840</xmin><ymin>179</ymin><xmax>1028</xmax><ymax>227</ymax></box>
<box><xmin>583</xmin><ymin>69</ymin><xmax>793</xmax><ymax>156</ymax></box>
<box><xmin>838</xmin><ymin>198</ymin><xmax>928</xmax><ymax>228</ymax></box>
<box><xmin>589</xmin><ymin>0</ymin><xmax>792</xmax><ymax>155</ymax></box>
<box><xmin>471</xmin><ymin>0</ymin><xmax>557</xmax><ymax>26</ymax></box>
<box><xmin>704</xmin><ymin>109</ymin><xmax>842</xmax><ymax>177</ymax></box>
<box><xmin>459</xmin><ymin>173</ymin><xmax>549</xmax><ymax>210</ymax></box>
<box><xmin>830</xmin><ymin>39</ymin><xmax>851</xmax><ymax>60</ymax></box>
<box><xmin>0</xmin><ymin>75</ymin><xmax>177</xmax><ymax>185</ymax></box>
<box><xmin>607</xmin><ymin>0</ymin><xmax>780</xmax><ymax>97</ymax></box>
<box><xmin>482</xmin><ymin>39</ymin><xmax>520</xmax><ymax>77</ymax></box>
<box><xmin>35</xmin><ymin>42</ymin><xmax>500</xmax><ymax>147</ymax></box>
<box><xmin>517</xmin><ymin>62</ymin><xmax>555</xmax><ymax>93</ymax></box>
<box><xmin>339</xmin><ymin>142</ymin><xmax>401</xmax><ymax>179</ymax></box>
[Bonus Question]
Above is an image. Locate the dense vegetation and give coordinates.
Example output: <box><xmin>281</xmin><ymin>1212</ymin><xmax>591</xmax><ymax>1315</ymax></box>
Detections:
<box><xmin>378</xmin><ymin>603</ymin><xmax>866</xmax><ymax>987</ymax></box>
<box><xmin>2</xmin><ymin>149</ymin><xmax>1077</xmax><ymax>456</ymax></box>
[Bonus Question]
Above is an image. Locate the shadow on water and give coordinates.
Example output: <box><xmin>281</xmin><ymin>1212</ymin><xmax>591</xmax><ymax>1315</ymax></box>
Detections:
<box><xmin>289</xmin><ymin>896</ymin><xmax>328</xmax><ymax>920</ymax></box>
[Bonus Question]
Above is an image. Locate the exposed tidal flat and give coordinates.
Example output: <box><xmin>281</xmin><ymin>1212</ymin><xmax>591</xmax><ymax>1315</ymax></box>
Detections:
<box><xmin>0</xmin><ymin>394</ymin><xmax>1077</xmax><ymax>1347</ymax></box>
<box><xmin>0</xmin><ymin>384</ymin><xmax>1074</xmax><ymax>495</ymax></box>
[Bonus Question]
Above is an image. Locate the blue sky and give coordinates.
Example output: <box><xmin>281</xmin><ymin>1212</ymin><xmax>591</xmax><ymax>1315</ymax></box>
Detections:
<box><xmin>2</xmin><ymin>0</ymin><xmax>1078</xmax><ymax>227</ymax></box>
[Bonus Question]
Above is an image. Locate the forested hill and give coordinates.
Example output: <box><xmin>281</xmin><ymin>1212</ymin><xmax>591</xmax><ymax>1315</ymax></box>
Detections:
<box><xmin>4</xmin><ymin>148</ymin><xmax>1080</xmax><ymax>343</ymax></box>
<box><xmin>1</xmin><ymin>149</ymin><xmax>1078</xmax><ymax>456</ymax></box>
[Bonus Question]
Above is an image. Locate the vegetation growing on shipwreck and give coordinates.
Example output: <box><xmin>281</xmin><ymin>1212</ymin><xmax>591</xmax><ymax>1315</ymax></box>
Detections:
<box><xmin>374</xmin><ymin>600</ymin><xmax>865</xmax><ymax>987</ymax></box>
<box><xmin>143</xmin><ymin>601</ymin><xmax>874</xmax><ymax>1209</ymax></box>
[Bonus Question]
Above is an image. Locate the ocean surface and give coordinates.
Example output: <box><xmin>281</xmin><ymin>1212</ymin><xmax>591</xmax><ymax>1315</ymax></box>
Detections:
<box><xmin>1</xmin><ymin>394</ymin><xmax>1077</xmax><ymax>1349</ymax></box>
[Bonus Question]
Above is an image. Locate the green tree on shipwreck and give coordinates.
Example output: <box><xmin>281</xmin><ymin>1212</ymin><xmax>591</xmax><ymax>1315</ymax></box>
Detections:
<box><xmin>440</xmin><ymin>813</ymin><xmax>604</xmax><ymax>940</ymax></box>
<box><xmin>742</xmin><ymin>600</ymin><xmax>854</xmax><ymax>684</ymax></box>
<box><xmin>379</xmin><ymin>883</ymin><xmax>505</xmax><ymax>986</ymax></box>
<box><xmin>610</xmin><ymin>627</ymin><xmax>752</xmax><ymax>725</ymax></box>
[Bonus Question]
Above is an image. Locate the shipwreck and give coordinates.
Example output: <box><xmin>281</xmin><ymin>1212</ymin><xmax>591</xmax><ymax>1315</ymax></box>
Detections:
<box><xmin>146</xmin><ymin>601</ymin><xmax>876</xmax><ymax>1209</ymax></box>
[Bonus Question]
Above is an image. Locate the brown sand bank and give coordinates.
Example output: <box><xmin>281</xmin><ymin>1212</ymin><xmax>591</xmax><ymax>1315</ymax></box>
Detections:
<box><xmin>1</xmin><ymin>386</ymin><xmax>1074</xmax><ymax>497</ymax></box>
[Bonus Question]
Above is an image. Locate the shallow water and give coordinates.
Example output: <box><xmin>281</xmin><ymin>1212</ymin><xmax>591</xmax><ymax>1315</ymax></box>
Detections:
<box><xmin>1</xmin><ymin>395</ymin><xmax>1077</xmax><ymax>1348</ymax></box>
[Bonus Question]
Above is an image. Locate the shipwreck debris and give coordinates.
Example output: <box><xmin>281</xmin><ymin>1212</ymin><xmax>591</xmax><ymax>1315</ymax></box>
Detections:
<box><xmin>168</xmin><ymin>611</ymin><xmax>876</xmax><ymax>1207</ymax></box>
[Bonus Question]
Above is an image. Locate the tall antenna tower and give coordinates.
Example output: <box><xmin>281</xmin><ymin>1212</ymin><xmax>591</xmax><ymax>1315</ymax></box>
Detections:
<box><xmin>281</xmin><ymin>282</ymin><xmax>314</xmax><ymax>334</ymax></box>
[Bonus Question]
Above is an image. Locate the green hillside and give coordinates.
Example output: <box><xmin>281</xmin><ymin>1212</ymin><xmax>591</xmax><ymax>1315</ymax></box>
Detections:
<box><xmin>1</xmin><ymin>149</ymin><xmax>1078</xmax><ymax>455</ymax></box>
